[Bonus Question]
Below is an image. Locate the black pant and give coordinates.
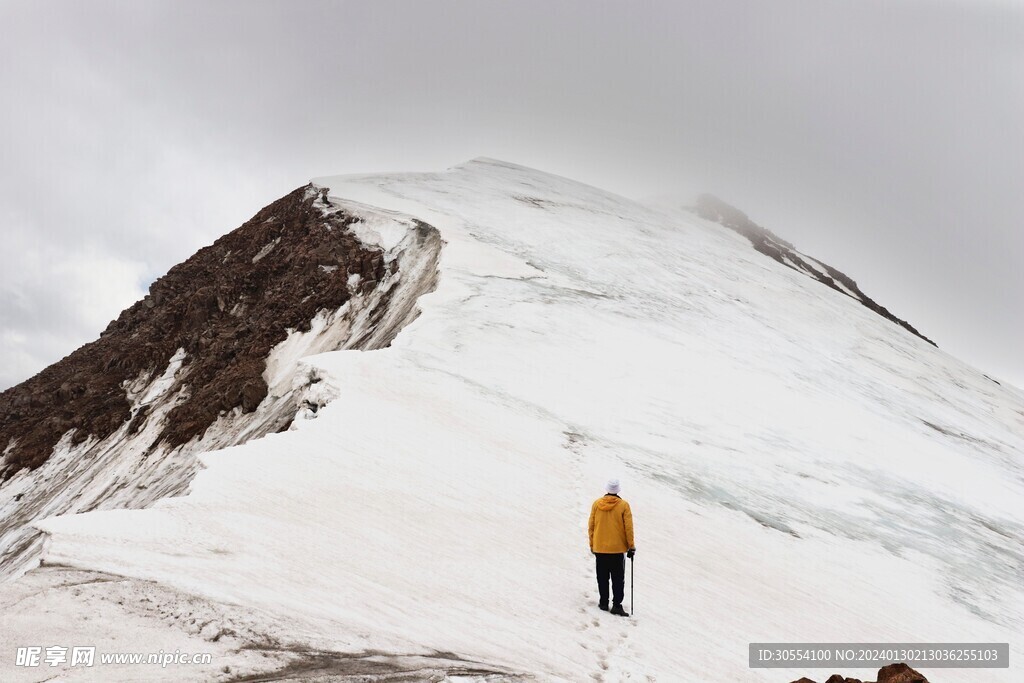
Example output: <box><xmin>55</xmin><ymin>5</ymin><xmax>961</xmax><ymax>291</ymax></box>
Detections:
<box><xmin>595</xmin><ymin>553</ymin><xmax>625</xmax><ymax>607</ymax></box>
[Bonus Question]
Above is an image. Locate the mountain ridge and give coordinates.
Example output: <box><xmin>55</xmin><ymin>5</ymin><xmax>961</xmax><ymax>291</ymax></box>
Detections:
<box><xmin>692</xmin><ymin>193</ymin><xmax>935</xmax><ymax>346</ymax></box>
<box><xmin>0</xmin><ymin>159</ymin><xmax>1020</xmax><ymax>681</ymax></box>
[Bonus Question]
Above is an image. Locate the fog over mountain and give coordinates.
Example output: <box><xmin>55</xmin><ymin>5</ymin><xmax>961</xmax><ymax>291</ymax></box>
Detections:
<box><xmin>1</xmin><ymin>0</ymin><xmax>1021</xmax><ymax>390</ymax></box>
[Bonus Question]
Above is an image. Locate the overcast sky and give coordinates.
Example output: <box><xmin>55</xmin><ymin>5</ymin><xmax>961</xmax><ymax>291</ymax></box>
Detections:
<box><xmin>1</xmin><ymin>0</ymin><xmax>1021</xmax><ymax>390</ymax></box>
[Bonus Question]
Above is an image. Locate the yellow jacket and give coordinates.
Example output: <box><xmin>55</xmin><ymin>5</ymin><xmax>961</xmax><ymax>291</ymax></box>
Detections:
<box><xmin>588</xmin><ymin>494</ymin><xmax>634</xmax><ymax>553</ymax></box>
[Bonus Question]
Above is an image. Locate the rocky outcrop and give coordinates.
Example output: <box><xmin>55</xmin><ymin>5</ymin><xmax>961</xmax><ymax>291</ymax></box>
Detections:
<box><xmin>693</xmin><ymin>194</ymin><xmax>935</xmax><ymax>346</ymax></box>
<box><xmin>1</xmin><ymin>185</ymin><xmax>387</xmax><ymax>479</ymax></box>
<box><xmin>0</xmin><ymin>184</ymin><xmax>441</xmax><ymax>578</ymax></box>
<box><xmin>791</xmin><ymin>662</ymin><xmax>929</xmax><ymax>683</ymax></box>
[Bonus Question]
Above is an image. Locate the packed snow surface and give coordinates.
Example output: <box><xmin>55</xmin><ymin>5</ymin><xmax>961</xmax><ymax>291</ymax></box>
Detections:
<box><xmin>11</xmin><ymin>159</ymin><xmax>1024</xmax><ymax>681</ymax></box>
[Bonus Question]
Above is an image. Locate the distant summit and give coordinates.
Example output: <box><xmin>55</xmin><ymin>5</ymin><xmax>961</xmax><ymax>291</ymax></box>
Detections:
<box><xmin>693</xmin><ymin>193</ymin><xmax>934</xmax><ymax>345</ymax></box>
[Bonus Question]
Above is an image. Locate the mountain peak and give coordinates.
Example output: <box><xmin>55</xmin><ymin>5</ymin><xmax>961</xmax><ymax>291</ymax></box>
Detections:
<box><xmin>1</xmin><ymin>161</ymin><xmax>1019</xmax><ymax>681</ymax></box>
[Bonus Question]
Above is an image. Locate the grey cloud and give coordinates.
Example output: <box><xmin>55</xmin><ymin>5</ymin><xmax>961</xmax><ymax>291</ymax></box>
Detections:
<box><xmin>1</xmin><ymin>0</ymin><xmax>1021</xmax><ymax>388</ymax></box>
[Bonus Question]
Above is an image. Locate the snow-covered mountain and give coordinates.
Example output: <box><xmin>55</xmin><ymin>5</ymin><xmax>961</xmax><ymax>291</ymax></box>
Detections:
<box><xmin>1</xmin><ymin>159</ymin><xmax>1021</xmax><ymax>682</ymax></box>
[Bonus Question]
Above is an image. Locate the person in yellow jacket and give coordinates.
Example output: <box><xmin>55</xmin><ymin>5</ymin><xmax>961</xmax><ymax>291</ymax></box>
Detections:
<box><xmin>588</xmin><ymin>478</ymin><xmax>635</xmax><ymax>616</ymax></box>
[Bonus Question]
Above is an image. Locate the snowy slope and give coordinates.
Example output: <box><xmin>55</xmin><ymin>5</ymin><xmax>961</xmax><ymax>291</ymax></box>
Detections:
<box><xmin>2</xmin><ymin>159</ymin><xmax>1022</xmax><ymax>682</ymax></box>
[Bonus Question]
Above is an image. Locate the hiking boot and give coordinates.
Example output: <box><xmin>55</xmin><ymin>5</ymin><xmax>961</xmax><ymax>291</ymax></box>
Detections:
<box><xmin>610</xmin><ymin>604</ymin><xmax>629</xmax><ymax>617</ymax></box>
<box><xmin>598</xmin><ymin>603</ymin><xmax>608</xmax><ymax>611</ymax></box>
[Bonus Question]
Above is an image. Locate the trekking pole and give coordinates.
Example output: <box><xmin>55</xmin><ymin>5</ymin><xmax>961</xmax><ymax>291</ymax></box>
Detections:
<box><xmin>630</xmin><ymin>556</ymin><xmax>634</xmax><ymax>617</ymax></box>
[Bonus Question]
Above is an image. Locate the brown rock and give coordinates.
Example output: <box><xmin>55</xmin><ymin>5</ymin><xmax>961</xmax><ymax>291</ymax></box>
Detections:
<box><xmin>0</xmin><ymin>184</ymin><xmax>392</xmax><ymax>479</ymax></box>
<box><xmin>876</xmin><ymin>663</ymin><xmax>928</xmax><ymax>683</ymax></box>
<box><xmin>787</xmin><ymin>663</ymin><xmax>927</xmax><ymax>683</ymax></box>
<box><xmin>239</xmin><ymin>379</ymin><xmax>267</xmax><ymax>413</ymax></box>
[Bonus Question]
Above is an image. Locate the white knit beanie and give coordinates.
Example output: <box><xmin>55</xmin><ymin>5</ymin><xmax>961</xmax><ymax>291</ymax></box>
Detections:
<box><xmin>606</xmin><ymin>478</ymin><xmax>621</xmax><ymax>494</ymax></box>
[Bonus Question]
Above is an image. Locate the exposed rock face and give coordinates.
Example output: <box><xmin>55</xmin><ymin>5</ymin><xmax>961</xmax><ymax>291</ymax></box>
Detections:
<box><xmin>1</xmin><ymin>185</ymin><xmax>383</xmax><ymax>479</ymax></box>
<box><xmin>693</xmin><ymin>194</ymin><xmax>935</xmax><ymax>346</ymax></box>
<box><xmin>0</xmin><ymin>184</ymin><xmax>441</xmax><ymax>578</ymax></box>
<box><xmin>790</xmin><ymin>662</ymin><xmax>929</xmax><ymax>683</ymax></box>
